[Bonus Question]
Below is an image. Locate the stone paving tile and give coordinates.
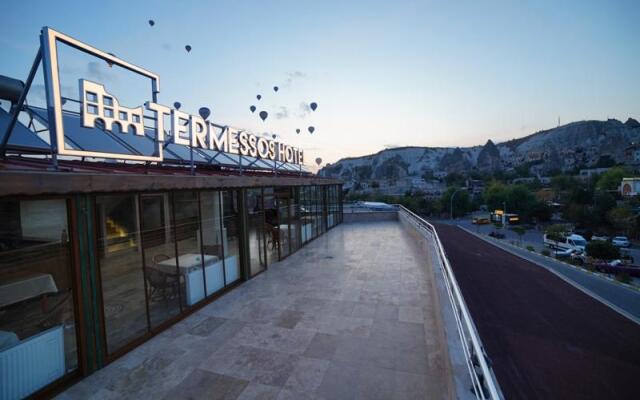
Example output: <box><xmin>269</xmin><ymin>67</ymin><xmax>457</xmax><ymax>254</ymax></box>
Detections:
<box><xmin>283</xmin><ymin>357</ymin><xmax>330</xmax><ymax>393</ymax></box>
<box><xmin>201</xmin><ymin>344</ymin><xmax>299</xmax><ymax>387</ymax></box>
<box><xmin>295</xmin><ymin>313</ymin><xmax>373</xmax><ymax>338</ymax></box>
<box><xmin>276</xmin><ymin>389</ymin><xmax>323</xmax><ymax>400</ymax></box>
<box><xmin>315</xmin><ymin>362</ymin><xmax>359</xmax><ymax>400</ymax></box>
<box><xmin>188</xmin><ymin>315</ymin><xmax>227</xmax><ymax>336</ymax></box>
<box><xmin>236</xmin><ymin>382</ymin><xmax>281</xmax><ymax>400</ymax></box>
<box><xmin>58</xmin><ymin>222</ymin><xmax>452</xmax><ymax>400</ymax></box>
<box><xmin>161</xmin><ymin>369</ymin><xmax>248</xmax><ymax>400</ymax></box>
<box><xmin>399</xmin><ymin>305</ymin><xmax>425</xmax><ymax>324</ymax></box>
<box><xmin>303</xmin><ymin>333</ymin><xmax>339</xmax><ymax>360</ymax></box>
<box><xmin>230</xmin><ymin>323</ymin><xmax>316</xmax><ymax>355</ymax></box>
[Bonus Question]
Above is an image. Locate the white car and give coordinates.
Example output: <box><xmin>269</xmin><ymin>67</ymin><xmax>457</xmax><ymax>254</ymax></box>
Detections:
<box><xmin>612</xmin><ymin>236</ymin><xmax>631</xmax><ymax>248</ymax></box>
<box><xmin>591</xmin><ymin>234</ymin><xmax>609</xmax><ymax>242</ymax></box>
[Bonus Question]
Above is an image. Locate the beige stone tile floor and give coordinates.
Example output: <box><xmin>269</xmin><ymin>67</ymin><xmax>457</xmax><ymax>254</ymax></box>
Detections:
<box><xmin>57</xmin><ymin>221</ymin><xmax>453</xmax><ymax>400</ymax></box>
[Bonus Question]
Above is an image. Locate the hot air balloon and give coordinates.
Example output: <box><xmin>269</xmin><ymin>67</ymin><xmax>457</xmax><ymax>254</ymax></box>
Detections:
<box><xmin>148</xmin><ymin>20</ymin><xmax>155</xmax><ymax>26</ymax></box>
<box><xmin>259</xmin><ymin>111</ymin><xmax>268</xmax><ymax>121</ymax></box>
<box><xmin>250</xmin><ymin>105</ymin><xmax>256</xmax><ymax>113</ymax></box>
<box><xmin>256</xmin><ymin>94</ymin><xmax>262</xmax><ymax>100</ymax></box>
<box><xmin>173</xmin><ymin>102</ymin><xmax>181</xmax><ymax>110</ymax></box>
<box><xmin>308</xmin><ymin>126</ymin><xmax>315</xmax><ymax>134</ymax></box>
<box><xmin>310</xmin><ymin>102</ymin><xmax>318</xmax><ymax>111</ymax></box>
<box><xmin>315</xmin><ymin>157</ymin><xmax>322</xmax><ymax>166</ymax></box>
<box><xmin>185</xmin><ymin>45</ymin><xmax>192</xmax><ymax>53</ymax></box>
<box><xmin>296</xmin><ymin>128</ymin><xmax>300</xmax><ymax>134</ymax></box>
<box><xmin>273</xmin><ymin>86</ymin><xmax>279</xmax><ymax>92</ymax></box>
<box><xmin>198</xmin><ymin>107</ymin><xmax>211</xmax><ymax>120</ymax></box>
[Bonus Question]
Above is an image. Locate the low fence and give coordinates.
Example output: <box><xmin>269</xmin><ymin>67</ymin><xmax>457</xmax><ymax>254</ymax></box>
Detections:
<box><xmin>398</xmin><ymin>205</ymin><xmax>502</xmax><ymax>400</ymax></box>
<box><xmin>342</xmin><ymin>203</ymin><xmax>399</xmax><ymax>223</ymax></box>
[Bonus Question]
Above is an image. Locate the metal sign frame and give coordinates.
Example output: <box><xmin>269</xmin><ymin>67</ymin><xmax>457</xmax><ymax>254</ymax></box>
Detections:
<box><xmin>41</xmin><ymin>26</ymin><xmax>164</xmax><ymax>162</ymax></box>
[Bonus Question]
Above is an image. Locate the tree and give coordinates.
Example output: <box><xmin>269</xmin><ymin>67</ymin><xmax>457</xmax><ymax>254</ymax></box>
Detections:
<box><xmin>586</xmin><ymin>241</ymin><xmax>620</xmax><ymax>260</ymax></box>
<box><xmin>506</xmin><ymin>184</ymin><xmax>535</xmax><ymax>215</ymax></box>
<box><xmin>510</xmin><ymin>226</ymin><xmax>526</xmax><ymax>245</ymax></box>
<box><xmin>529</xmin><ymin>201</ymin><xmax>552</xmax><ymax>222</ymax></box>
<box><xmin>483</xmin><ymin>181</ymin><xmax>508</xmax><ymax>211</ymax></box>
<box><xmin>608</xmin><ymin>206</ymin><xmax>634</xmax><ymax>235</ymax></box>
<box><xmin>551</xmin><ymin>175</ymin><xmax>579</xmax><ymax>192</ymax></box>
<box><xmin>545</xmin><ymin>224</ymin><xmax>568</xmax><ymax>242</ymax></box>
<box><xmin>440</xmin><ymin>187</ymin><xmax>470</xmax><ymax>218</ymax></box>
<box><xmin>596</xmin><ymin>167</ymin><xmax>631</xmax><ymax>191</ymax></box>
<box><xmin>444</xmin><ymin>172</ymin><xmax>466</xmax><ymax>187</ymax></box>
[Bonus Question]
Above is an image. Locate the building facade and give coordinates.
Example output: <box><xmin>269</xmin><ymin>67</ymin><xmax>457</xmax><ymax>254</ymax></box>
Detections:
<box><xmin>0</xmin><ymin>162</ymin><xmax>342</xmax><ymax>399</ymax></box>
<box><xmin>620</xmin><ymin>177</ymin><xmax>640</xmax><ymax>197</ymax></box>
<box><xmin>0</xmin><ymin>27</ymin><xmax>342</xmax><ymax>399</ymax></box>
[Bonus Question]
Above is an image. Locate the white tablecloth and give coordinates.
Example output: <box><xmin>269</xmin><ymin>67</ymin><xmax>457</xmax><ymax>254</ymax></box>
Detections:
<box><xmin>156</xmin><ymin>254</ymin><xmax>218</xmax><ymax>274</ymax></box>
<box><xmin>0</xmin><ymin>273</ymin><xmax>58</xmax><ymax>308</ymax></box>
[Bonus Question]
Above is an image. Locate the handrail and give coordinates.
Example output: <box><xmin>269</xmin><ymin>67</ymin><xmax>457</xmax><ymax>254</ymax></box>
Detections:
<box><xmin>397</xmin><ymin>205</ymin><xmax>502</xmax><ymax>400</ymax></box>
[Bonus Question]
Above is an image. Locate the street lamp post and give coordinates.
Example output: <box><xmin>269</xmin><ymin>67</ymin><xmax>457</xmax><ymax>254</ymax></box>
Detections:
<box><xmin>450</xmin><ymin>188</ymin><xmax>463</xmax><ymax>220</ymax></box>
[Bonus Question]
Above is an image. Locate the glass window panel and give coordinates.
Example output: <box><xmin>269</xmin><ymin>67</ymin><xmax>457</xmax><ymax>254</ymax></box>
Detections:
<box><xmin>96</xmin><ymin>194</ymin><xmax>148</xmax><ymax>354</ymax></box>
<box><xmin>199</xmin><ymin>191</ymin><xmax>225</xmax><ymax>296</ymax></box>
<box><xmin>247</xmin><ymin>189</ymin><xmax>267</xmax><ymax>276</ymax></box>
<box><xmin>263</xmin><ymin>188</ymin><xmax>278</xmax><ymax>264</ymax></box>
<box><xmin>0</xmin><ymin>199</ymin><xmax>78</xmax><ymax>398</ymax></box>
<box><xmin>275</xmin><ymin>187</ymin><xmax>291</xmax><ymax>258</ymax></box>
<box><xmin>139</xmin><ymin>193</ymin><xmax>181</xmax><ymax>328</ymax></box>
<box><xmin>172</xmin><ymin>192</ymin><xmax>205</xmax><ymax>308</ymax></box>
<box><xmin>221</xmin><ymin>191</ymin><xmax>241</xmax><ymax>285</ymax></box>
<box><xmin>289</xmin><ymin>188</ymin><xmax>301</xmax><ymax>252</ymax></box>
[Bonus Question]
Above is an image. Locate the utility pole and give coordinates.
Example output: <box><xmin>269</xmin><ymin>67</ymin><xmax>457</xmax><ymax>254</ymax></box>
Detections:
<box><xmin>450</xmin><ymin>188</ymin><xmax>463</xmax><ymax>221</ymax></box>
<box><xmin>502</xmin><ymin>201</ymin><xmax>507</xmax><ymax>225</ymax></box>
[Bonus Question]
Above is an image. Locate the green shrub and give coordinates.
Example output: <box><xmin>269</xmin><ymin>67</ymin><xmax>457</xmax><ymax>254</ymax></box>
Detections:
<box><xmin>541</xmin><ymin>249</ymin><xmax>551</xmax><ymax>257</ymax></box>
<box><xmin>545</xmin><ymin>224</ymin><xmax>567</xmax><ymax>242</ymax></box>
<box><xmin>586</xmin><ymin>241</ymin><xmax>620</xmax><ymax>260</ymax></box>
<box><xmin>616</xmin><ymin>273</ymin><xmax>632</xmax><ymax>284</ymax></box>
<box><xmin>526</xmin><ymin>245</ymin><xmax>535</xmax><ymax>252</ymax></box>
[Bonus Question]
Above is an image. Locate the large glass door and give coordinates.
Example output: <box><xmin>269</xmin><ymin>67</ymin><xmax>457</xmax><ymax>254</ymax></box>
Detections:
<box><xmin>247</xmin><ymin>189</ymin><xmax>267</xmax><ymax>276</ymax></box>
<box><xmin>263</xmin><ymin>188</ymin><xmax>279</xmax><ymax>263</ymax></box>
<box><xmin>139</xmin><ymin>193</ymin><xmax>181</xmax><ymax>329</ymax></box>
<box><xmin>96</xmin><ymin>194</ymin><xmax>148</xmax><ymax>354</ymax></box>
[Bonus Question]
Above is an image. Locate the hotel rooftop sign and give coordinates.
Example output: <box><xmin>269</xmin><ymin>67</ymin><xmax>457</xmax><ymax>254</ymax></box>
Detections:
<box><xmin>40</xmin><ymin>27</ymin><xmax>304</xmax><ymax>165</ymax></box>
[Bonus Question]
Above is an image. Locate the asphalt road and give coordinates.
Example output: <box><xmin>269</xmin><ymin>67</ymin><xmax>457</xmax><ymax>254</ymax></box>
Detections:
<box><xmin>434</xmin><ymin>223</ymin><xmax>640</xmax><ymax>400</ymax></box>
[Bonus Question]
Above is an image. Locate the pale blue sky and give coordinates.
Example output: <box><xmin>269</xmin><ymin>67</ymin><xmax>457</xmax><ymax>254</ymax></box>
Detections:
<box><xmin>1</xmin><ymin>0</ymin><xmax>638</xmax><ymax>166</ymax></box>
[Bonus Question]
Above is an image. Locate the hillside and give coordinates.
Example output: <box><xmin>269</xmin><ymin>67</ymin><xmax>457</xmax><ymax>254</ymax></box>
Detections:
<box><xmin>319</xmin><ymin>118</ymin><xmax>640</xmax><ymax>181</ymax></box>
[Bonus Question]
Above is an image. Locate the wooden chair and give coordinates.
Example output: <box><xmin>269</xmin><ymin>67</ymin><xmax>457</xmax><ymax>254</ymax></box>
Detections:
<box><xmin>152</xmin><ymin>254</ymin><xmax>171</xmax><ymax>264</ymax></box>
<box><xmin>144</xmin><ymin>266</ymin><xmax>179</xmax><ymax>301</ymax></box>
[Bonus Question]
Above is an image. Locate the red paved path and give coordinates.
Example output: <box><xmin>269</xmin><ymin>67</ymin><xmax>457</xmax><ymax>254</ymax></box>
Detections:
<box><xmin>435</xmin><ymin>223</ymin><xmax>640</xmax><ymax>400</ymax></box>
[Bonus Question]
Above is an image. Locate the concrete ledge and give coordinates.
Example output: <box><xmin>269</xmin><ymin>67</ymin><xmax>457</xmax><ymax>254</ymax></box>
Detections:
<box><xmin>343</xmin><ymin>211</ymin><xmax>398</xmax><ymax>223</ymax></box>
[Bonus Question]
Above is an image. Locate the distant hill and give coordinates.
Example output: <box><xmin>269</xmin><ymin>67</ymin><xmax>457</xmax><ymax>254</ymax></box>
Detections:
<box><xmin>319</xmin><ymin>118</ymin><xmax>640</xmax><ymax>180</ymax></box>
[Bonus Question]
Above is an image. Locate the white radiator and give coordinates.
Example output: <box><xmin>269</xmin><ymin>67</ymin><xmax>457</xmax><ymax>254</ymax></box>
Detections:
<box><xmin>0</xmin><ymin>325</ymin><xmax>65</xmax><ymax>400</ymax></box>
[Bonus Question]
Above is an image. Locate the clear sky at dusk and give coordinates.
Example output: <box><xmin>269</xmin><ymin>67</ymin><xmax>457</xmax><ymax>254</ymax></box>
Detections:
<box><xmin>1</xmin><ymin>0</ymin><xmax>638</xmax><ymax>167</ymax></box>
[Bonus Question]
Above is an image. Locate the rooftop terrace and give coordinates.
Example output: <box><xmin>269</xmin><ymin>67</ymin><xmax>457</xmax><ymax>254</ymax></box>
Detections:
<box><xmin>57</xmin><ymin>220</ymin><xmax>455</xmax><ymax>400</ymax></box>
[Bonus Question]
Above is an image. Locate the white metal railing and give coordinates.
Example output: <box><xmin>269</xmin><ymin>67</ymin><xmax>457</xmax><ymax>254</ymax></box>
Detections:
<box><xmin>398</xmin><ymin>205</ymin><xmax>502</xmax><ymax>400</ymax></box>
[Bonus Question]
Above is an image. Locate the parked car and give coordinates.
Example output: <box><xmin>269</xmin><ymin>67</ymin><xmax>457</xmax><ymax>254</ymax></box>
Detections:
<box><xmin>612</xmin><ymin>236</ymin><xmax>631</xmax><ymax>248</ymax></box>
<box><xmin>489</xmin><ymin>231</ymin><xmax>505</xmax><ymax>239</ymax></box>
<box><xmin>573</xmin><ymin>228</ymin><xmax>593</xmax><ymax>241</ymax></box>
<box><xmin>592</xmin><ymin>260</ymin><xmax>640</xmax><ymax>277</ymax></box>
<box><xmin>570</xmin><ymin>251</ymin><xmax>589</xmax><ymax>265</ymax></box>
<box><xmin>543</xmin><ymin>233</ymin><xmax>587</xmax><ymax>252</ymax></box>
<box><xmin>555</xmin><ymin>248</ymin><xmax>579</xmax><ymax>260</ymax></box>
<box><xmin>591</xmin><ymin>233</ymin><xmax>609</xmax><ymax>242</ymax></box>
<box><xmin>620</xmin><ymin>248</ymin><xmax>635</xmax><ymax>264</ymax></box>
